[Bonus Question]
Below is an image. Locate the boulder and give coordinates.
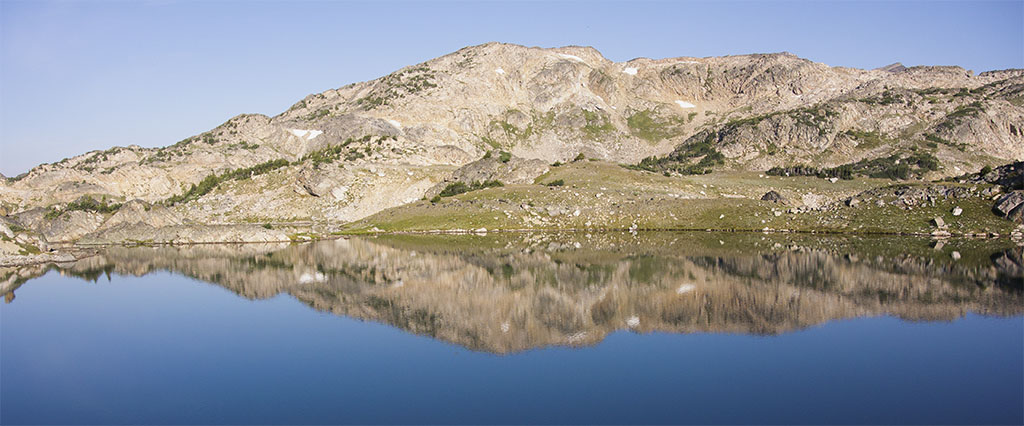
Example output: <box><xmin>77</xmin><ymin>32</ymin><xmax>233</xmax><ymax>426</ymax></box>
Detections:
<box><xmin>1010</xmin><ymin>206</ymin><xmax>1024</xmax><ymax>224</ymax></box>
<box><xmin>760</xmin><ymin>190</ymin><xmax>786</xmax><ymax>203</ymax></box>
<box><xmin>966</xmin><ymin>161</ymin><xmax>1023</xmax><ymax>189</ymax></box>
<box><xmin>932</xmin><ymin>217</ymin><xmax>946</xmax><ymax>228</ymax></box>
<box><xmin>994</xmin><ymin>191</ymin><xmax>1024</xmax><ymax>223</ymax></box>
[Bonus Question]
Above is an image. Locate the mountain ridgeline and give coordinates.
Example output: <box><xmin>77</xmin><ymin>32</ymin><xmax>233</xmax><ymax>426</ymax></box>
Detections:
<box><xmin>2</xmin><ymin>43</ymin><xmax>1023</xmax><ymax>245</ymax></box>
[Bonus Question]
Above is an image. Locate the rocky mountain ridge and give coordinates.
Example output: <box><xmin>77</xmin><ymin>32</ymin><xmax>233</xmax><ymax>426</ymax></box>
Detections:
<box><xmin>2</xmin><ymin>42</ymin><xmax>1023</xmax><ymax>243</ymax></box>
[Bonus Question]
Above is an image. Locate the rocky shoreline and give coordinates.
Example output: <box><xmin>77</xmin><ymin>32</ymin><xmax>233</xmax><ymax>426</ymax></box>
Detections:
<box><xmin>2</xmin><ymin>222</ymin><xmax>1021</xmax><ymax>268</ymax></box>
<box><xmin>0</xmin><ymin>250</ymin><xmax>95</xmax><ymax>268</ymax></box>
<box><xmin>2</xmin><ymin>163</ymin><xmax>1022</xmax><ymax>268</ymax></box>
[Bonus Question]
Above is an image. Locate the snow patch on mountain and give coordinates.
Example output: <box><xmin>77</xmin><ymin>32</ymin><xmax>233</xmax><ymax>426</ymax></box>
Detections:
<box><xmin>556</xmin><ymin>53</ymin><xmax>584</xmax><ymax>63</ymax></box>
<box><xmin>286</xmin><ymin>129</ymin><xmax>323</xmax><ymax>140</ymax></box>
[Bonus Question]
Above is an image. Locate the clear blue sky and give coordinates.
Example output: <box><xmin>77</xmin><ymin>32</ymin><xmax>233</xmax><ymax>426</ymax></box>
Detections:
<box><xmin>1</xmin><ymin>0</ymin><xmax>1022</xmax><ymax>176</ymax></box>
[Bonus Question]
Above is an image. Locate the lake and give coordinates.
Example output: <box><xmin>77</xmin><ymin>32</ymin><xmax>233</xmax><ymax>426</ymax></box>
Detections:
<box><xmin>2</xmin><ymin>232</ymin><xmax>1022</xmax><ymax>424</ymax></box>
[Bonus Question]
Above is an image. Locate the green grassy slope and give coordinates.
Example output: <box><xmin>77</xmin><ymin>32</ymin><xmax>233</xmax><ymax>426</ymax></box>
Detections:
<box><xmin>340</xmin><ymin>161</ymin><xmax>1016</xmax><ymax>236</ymax></box>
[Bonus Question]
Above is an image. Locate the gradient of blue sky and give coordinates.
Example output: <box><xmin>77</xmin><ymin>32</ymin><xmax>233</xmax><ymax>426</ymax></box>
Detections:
<box><xmin>1</xmin><ymin>0</ymin><xmax>1022</xmax><ymax>175</ymax></box>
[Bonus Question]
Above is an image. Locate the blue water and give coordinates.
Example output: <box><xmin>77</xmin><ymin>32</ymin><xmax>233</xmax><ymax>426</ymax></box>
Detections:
<box><xmin>3</xmin><ymin>267</ymin><xmax>1022</xmax><ymax>425</ymax></box>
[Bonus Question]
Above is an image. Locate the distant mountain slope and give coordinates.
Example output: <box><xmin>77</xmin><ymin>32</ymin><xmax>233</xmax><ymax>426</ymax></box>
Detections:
<box><xmin>2</xmin><ymin>42</ymin><xmax>1022</xmax><ymax>226</ymax></box>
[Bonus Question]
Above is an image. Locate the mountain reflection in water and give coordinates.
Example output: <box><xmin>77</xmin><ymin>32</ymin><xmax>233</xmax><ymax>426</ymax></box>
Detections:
<box><xmin>3</xmin><ymin>232</ymin><xmax>1022</xmax><ymax>354</ymax></box>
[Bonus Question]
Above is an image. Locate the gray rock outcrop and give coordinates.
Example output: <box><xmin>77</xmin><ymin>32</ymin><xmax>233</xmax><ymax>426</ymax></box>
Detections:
<box><xmin>98</xmin><ymin>200</ymin><xmax>182</xmax><ymax>230</ymax></box>
<box><xmin>425</xmin><ymin>154</ymin><xmax>549</xmax><ymax>197</ymax></box>
<box><xmin>994</xmin><ymin>191</ymin><xmax>1024</xmax><ymax>223</ymax></box>
<box><xmin>761</xmin><ymin>190</ymin><xmax>787</xmax><ymax>203</ymax></box>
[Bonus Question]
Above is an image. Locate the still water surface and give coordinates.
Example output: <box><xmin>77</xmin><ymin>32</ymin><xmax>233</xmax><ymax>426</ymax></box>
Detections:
<box><xmin>2</xmin><ymin>233</ymin><xmax>1022</xmax><ymax>424</ymax></box>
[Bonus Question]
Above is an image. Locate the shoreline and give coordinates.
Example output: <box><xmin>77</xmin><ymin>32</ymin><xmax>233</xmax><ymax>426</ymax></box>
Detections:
<box><xmin>338</xmin><ymin>225</ymin><xmax>1018</xmax><ymax>239</ymax></box>
<box><xmin>0</xmin><ymin>250</ymin><xmax>97</xmax><ymax>268</ymax></box>
<box><xmin>3</xmin><ymin>225</ymin><xmax>1019</xmax><ymax>268</ymax></box>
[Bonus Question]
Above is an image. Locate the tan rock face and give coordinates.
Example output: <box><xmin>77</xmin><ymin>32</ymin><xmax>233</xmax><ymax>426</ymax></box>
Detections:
<box><xmin>424</xmin><ymin>155</ymin><xmax>550</xmax><ymax>198</ymax></box>
<box><xmin>37</xmin><ymin>210</ymin><xmax>105</xmax><ymax>242</ymax></box>
<box><xmin>79</xmin><ymin>224</ymin><xmax>290</xmax><ymax>245</ymax></box>
<box><xmin>98</xmin><ymin>200</ymin><xmax>182</xmax><ymax>230</ymax></box>
<box><xmin>3</xmin><ymin>42</ymin><xmax>1022</xmax><ymax>227</ymax></box>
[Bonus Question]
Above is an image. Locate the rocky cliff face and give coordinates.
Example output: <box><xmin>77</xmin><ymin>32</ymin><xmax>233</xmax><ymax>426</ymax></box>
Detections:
<box><xmin>3</xmin><ymin>43</ymin><xmax>1022</xmax><ymax>231</ymax></box>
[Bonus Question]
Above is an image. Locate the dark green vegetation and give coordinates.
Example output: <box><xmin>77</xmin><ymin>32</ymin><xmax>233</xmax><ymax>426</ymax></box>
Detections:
<box><xmin>767</xmin><ymin>165</ymin><xmax>854</xmax><ymax>180</ymax></box>
<box><xmin>626</xmin><ymin>110</ymin><xmax>685</xmax><ymax>142</ymax></box>
<box><xmin>937</xmin><ymin>101</ymin><xmax>985</xmax><ymax>131</ymax></box>
<box><xmin>545</xmin><ymin>179</ymin><xmax>565</xmax><ymax>187</ymax></box>
<box><xmin>843</xmin><ymin>130</ymin><xmax>889</xmax><ymax>150</ymax></box>
<box><xmin>633</xmin><ymin>133</ymin><xmax>724</xmax><ymax>175</ymax></box>
<box><xmin>483</xmin><ymin>110</ymin><xmax>557</xmax><ymax>148</ymax></box>
<box><xmin>630</xmin><ymin>105</ymin><xmax>847</xmax><ymax>175</ymax></box>
<box><xmin>940</xmin><ymin>161</ymin><xmax>1023</xmax><ymax>190</ymax></box>
<box><xmin>302</xmin><ymin>135</ymin><xmax>387</xmax><ymax>166</ymax></box>
<box><xmin>305</xmin><ymin>108</ymin><xmax>332</xmax><ymax>121</ymax></box>
<box><xmin>45</xmin><ymin>195</ymin><xmax>123</xmax><ymax>220</ymax></box>
<box><xmin>355</xmin><ymin>65</ymin><xmax>437</xmax><ymax>110</ymax></box>
<box><xmin>581</xmin><ymin>109</ymin><xmax>615</xmax><ymax>139</ymax></box>
<box><xmin>720</xmin><ymin>106</ymin><xmax>838</xmax><ymax>137</ymax></box>
<box><xmin>438</xmin><ymin>180</ymin><xmax>504</xmax><ymax>198</ymax></box>
<box><xmin>858</xmin><ymin>90</ymin><xmax>907</xmax><ymax>106</ymax></box>
<box><xmin>15</xmin><ymin>241</ymin><xmax>41</xmax><ymax>255</ymax></box>
<box><xmin>924</xmin><ymin>134</ymin><xmax>967</xmax><ymax>152</ymax></box>
<box><xmin>488</xmin><ymin>117</ymin><xmax>535</xmax><ymax>145</ymax></box>
<box><xmin>71</xmin><ymin>146</ymin><xmax>131</xmax><ymax>173</ymax></box>
<box><xmin>287</xmin><ymin>99</ymin><xmax>308</xmax><ymax>112</ymax></box>
<box><xmin>767</xmin><ymin>152</ymin><xmax>940</xmax><ymax>181</ymax></box>
<box><xmin>228</xmin><ymin>141</ymin><xmax>260</xmax><ymax>151</ymax></box>
<box><xmin>164</xmin><ymin>159</ymin><xmax>290</xmax><ymax>206</ymax></box>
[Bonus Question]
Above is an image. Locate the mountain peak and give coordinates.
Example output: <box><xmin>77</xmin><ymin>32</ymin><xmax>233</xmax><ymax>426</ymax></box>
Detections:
<box><xmin>876</xmin><ymin>62</ymin><xmax>906</xmax><ymax>72</ymax></box>
<box><xmin>3</xmin><ymin>44</ymin><xmax>1021</xmax><ymax>236</ymax></box>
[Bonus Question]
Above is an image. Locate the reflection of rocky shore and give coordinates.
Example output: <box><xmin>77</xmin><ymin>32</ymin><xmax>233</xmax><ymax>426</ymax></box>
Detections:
<box><xmin>3</xmin><ymin>234</ymin><xmax>1022</xmax><ymax>353</ymax></box>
